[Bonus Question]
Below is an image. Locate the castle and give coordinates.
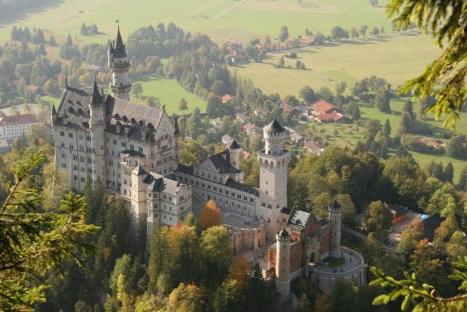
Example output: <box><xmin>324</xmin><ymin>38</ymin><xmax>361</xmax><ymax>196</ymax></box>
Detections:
<box><xmin>52</xmin><ymin>27</ymin><xmax>365</xmax><ymax>297</ymax></box>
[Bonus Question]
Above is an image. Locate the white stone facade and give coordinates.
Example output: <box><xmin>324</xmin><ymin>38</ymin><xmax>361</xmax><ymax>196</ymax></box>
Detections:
<box><xmin>0</xmin><ymin>114</ymin><xmax>39</xmax><ymax>142</ymax></box>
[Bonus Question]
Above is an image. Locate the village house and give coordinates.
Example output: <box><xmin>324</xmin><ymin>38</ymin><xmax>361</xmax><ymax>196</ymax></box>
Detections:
<box><xmin>0</xmin><ymin>113</ymin><xmax>40</xmax><ymax>143</ymax></box>
<box><xmin>304</xmin><ymin>140</ymin><xmax>325</xmax><ymax>155</ymax></box>
<box><xmin>312</xmin><ymin>100</ymin><xmax>347</xmax><ymax>123</ymax></box>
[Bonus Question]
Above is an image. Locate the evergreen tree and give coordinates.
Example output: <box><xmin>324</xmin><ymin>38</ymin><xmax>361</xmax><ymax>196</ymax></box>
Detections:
<box><xmin>382</xmin><ymin>119</ymin><xmax>391</xmax><ymax>136</ymax></box>
<box><xmin>457</xmin><ymin>166</ymin><xmax>467</xmax><ymax>191</ymax></box>
<box><xmin>444</xmin><ymin>162</ymin><xmax>454</xmax><ymax>183</ymax></box>
<box><xmin>278</xmin><ymin>25</ymin><xmax>289</xmax><ymax>42</ymax></box>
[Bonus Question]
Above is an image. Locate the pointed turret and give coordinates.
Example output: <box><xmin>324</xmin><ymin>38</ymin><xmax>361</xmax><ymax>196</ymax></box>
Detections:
<box><xmin>114</xmin><ymin>24</ymin><xmax>127</xmax><ymax>58</ymax></box>
<box><xmin>91</xmin><ymin>80</ymin><xmax>103</xmax><ymax>106</ymax></box>
<box><xmin>108</xmin><ymin>24</ymin><xmax>131</xmax><ymax>100</ymax></box>
<box><xmin>173</xmin><ymin>116</ymin><xmax>180</xmax><ymax>137</ymax></box>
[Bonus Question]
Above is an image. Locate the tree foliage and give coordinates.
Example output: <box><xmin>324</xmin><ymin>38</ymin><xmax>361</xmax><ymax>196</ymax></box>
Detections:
<box><xmin>387</xmin><ymin>0</ymin><xmax>466</xmax><ymax>125</ymax></box>
<box><xmin>0</xmin><ymin>151</ymin><xmax>97</xmax><ymax>311</ymax></box>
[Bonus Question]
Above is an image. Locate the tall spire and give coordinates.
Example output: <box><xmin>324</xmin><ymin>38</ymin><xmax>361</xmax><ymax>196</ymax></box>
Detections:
<box><xmin>91</xmin><ymin>80</ymin><xmax>103</xmax><ymax>106</ymax></box>
<box><xmin>114</xmin><ymin>22</ymin><xmax>127</xmax><ymax>58</ymax></box>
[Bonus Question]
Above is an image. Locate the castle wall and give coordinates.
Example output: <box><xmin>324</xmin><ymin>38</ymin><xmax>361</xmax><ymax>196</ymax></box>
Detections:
<box><xmin>176</xmin><ymin>172</ymin><xmax>258</xmax><ymax>217</ymax></box>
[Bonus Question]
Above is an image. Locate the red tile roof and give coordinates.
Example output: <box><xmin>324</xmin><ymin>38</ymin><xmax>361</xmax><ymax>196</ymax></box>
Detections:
<box><xmin>315</xmin><ymin>111</ymin><xmax>344</xmax><ymax>122</ymax></box>
<box><xmin>0</xmin><ymin>114</ymin><xmax>39</xmax><ymax>126</ymax></box>
<box><xmin>222</xmin><ymin>94</ymin><xmax>234</xmax><ymax>104</ymax></box>
<box><xmin>312</xmin><ymin>100</ymin><xmax>336</xmax><ymax>114</ymax></box>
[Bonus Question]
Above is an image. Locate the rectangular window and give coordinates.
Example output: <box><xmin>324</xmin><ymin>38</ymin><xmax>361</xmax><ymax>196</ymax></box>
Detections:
<box><xmin>68</xmin><ymin>133</ymin><xmax>73</xmax><ymax>138</ymax></box>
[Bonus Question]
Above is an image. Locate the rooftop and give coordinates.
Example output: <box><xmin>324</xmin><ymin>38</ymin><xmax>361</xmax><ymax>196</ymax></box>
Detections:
<box><xmin>0</xmin><ymin>114</ymin><xmax>39</xmax><ymax>126</ymax></box>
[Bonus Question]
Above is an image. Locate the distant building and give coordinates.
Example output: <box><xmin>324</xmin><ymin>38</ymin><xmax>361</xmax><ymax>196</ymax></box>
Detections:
<box><xmin>222</xmin><ymin>94</ymin><xmax>234</xmax><ymax>104</ymax></box>
<box><xmin>304</xmin><ymin>140</ymin><xmax>324</xmax><ymax>155</ymax></box>
<box><xmin>312</xmin><ymin>100</ymin><xmax>347</xmax><ymax>123</ymax></box>
<box><xmin>0</xmin><ymin>113</ymin><xmax>40</xmax><ymax>142</ymax></box>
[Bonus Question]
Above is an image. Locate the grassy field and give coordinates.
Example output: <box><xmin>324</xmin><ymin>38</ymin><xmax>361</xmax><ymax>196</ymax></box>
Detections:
<box><xmin>232</xmin><ymin>34</ymin><xmax>440</xmax><ymax>96</ymax></box>
<box><xmin>136</xmin><ymin>77</ymin><xmax>207</xmax><ymax>115</ymax></box>
<box><xmin>0</xmin><ymin>0</ymin><xmax>392</xmax><ymax>44</ymax></box>
<box><xmin>310</xmin><ymin>97</ymin><xmax>467</xmax><ymax>180</ymax></box>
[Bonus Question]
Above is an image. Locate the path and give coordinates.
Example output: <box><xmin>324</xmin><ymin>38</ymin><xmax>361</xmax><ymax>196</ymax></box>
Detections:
<box><xmin>343</xmin><ymin>227</ymin><xmax>395</xmax><ymax>253</ymax></box>
<box><xmin>215</xmin><ymin>0</ymin><xmax>248</xmax><ymax>19</ymax></box>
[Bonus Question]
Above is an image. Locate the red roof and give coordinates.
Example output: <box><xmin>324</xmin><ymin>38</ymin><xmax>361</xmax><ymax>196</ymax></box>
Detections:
<box><xmin>313</xmin><ymin>100</ymin><xmax>336</xmax><ymax>114</ymax></box>
<box><xmin>0</xmin><ymin>114</ymin><xmax>39</xmax><ymax>126</ymax></box>
<box><xmin>315</xmin><ymin>111</ymin><xmax>344</xmax><ymax>122</ymax></box>
<box><xmin>222</xmin><ymin>94</ymin><xmax>234</xmax><ymax>104</ymax></box>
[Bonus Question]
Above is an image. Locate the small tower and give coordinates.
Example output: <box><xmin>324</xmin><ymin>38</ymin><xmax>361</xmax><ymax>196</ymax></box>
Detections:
<box><xmin>275</xmin><ymin>228</ymin><xmax>291</xmax><ymax>300</ymax></box>
<box><xmin>228</xmin><ymin>140</ymin><xmax>241</xmax><ymax>170</ymax></box>
<box><xmin>108</xmin><ymin>25</ymin><xmax>131</xmax><ymax>100</ymax></box>
<box><xmin>51</xmin><ymin>104</ymin><xmax>57</xmax><ymax>125</ymax></box>
<box><xmin>257</xmin><ymin>119</ymin><xmax>290</xmax><ymax>239</ymax></box>
<box><xmin>89</xmin><ymin>80</ymin><xmax>106</xmax><ymax>187</ymax></box>
<box><xmin>173</xmin><ymin>116</ymin><xmax>180</xmax><ymax>162</ymax></box>
<box><xmin>328</xmin><ymin>200</ymin><xmax>342</xmax><ymax>257</ymax></box>
<box><xmin>131</xmin><ymin>165</ymin><xmax>149</xmax><ymax>246</ymax></box>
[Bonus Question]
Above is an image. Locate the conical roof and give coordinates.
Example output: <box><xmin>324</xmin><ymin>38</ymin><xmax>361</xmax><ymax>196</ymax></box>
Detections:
<box><xmin>113</xmin><ymin>25</ymin><xmax>127</xmax><ymax>58</ymax></box>
<box><xmin>91</xmin><ymin>80</ymin><xmax>103</xmax><ymax>106</ymax></box>
<box><xmin>265</xmin><ymin>118</ymin><xmax>285</xmax><ymax>133</ymax></box>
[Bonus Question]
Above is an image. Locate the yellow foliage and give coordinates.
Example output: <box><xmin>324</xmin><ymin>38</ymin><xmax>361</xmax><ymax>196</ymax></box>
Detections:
<box><xmin>228</xmin><ymin>256</ymin><xmax>250</xmax><ymax>286</ymax></box>
<box><xmin>199</xmin><ymin>199</ymin><xmax>222</xmax><ymax>230</ymax></box>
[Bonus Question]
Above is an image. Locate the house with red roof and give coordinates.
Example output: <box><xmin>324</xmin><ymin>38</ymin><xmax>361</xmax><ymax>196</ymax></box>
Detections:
<box><xmin>312</xmin><ymin>100</ymin><xmax>348</xmax><ymax>124</ymax></box>
<box><xmin>222</xmin><ymin>94</ymin><xmax>234</xmax><ymax>104</ymax></box>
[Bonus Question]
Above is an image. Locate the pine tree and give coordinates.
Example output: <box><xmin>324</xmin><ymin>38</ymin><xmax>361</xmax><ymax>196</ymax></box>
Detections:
<box><xmin>383</xmin><ymin>119</ymin><xmax>391</xmax><ymax>136</ymax></box>
<box><xmin>444</xmin><ymin>162</ymin><xmax>454</xmax><ymax>182</ymax></box>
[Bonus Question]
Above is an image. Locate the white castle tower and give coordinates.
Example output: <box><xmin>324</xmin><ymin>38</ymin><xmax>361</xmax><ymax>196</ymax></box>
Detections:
<box><xmin>108</xmin><ymin>25</ymin><xmax>131</xmax><ymax>100</ymax></box>
<box><xmin>257</xmin><ymin>119</ymin><xmax>290</xmax><ymax>239</ymax></box>
<box><xmin>328</xmin><ymin>200</ymin><xmax>342</xmax><ymax>257</ymax></box>
<box><xmin>275</xmin><ymin>228</ymin><xmax>291</xmax><ymax>300</ymax></box>
<box><xmin>88</xmin><ymin>80</ymin><xmax>106</xmax><ymax>186</ymax></box>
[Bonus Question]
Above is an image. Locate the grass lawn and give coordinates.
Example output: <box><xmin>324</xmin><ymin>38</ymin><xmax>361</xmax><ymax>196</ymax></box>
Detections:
<box><xmin>330</xmin><ymin>98</ymin><xmax>467</xmax><ymax>182</ymax></box>
<box><xmin>232</xmin><ymin>34</ymin><xmax>440</xmax><ymax>96</ymax></box>
<box><xmin>0</xmin><ymin>0</ymin><xmax>392</xmax><ymax>44</ymax></box>
<box><xmin>136</xmin><ymin>77</ymin><xmax>206</xmax><ymax>115</ymax></box>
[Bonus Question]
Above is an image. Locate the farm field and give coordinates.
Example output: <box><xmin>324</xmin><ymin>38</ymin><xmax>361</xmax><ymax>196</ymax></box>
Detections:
<box><xmin>136</xmin><ymin>77</ymin><xmax>207</xmax><ymax>115</ymax></box>
<box><xmin>0</xmin><ymin>0</ymin><xmax>391</xmax><ymax>44</ymax></box>
<box><xmin>232</xmin><ymin>34</ymin><xmax>440</xmax><ymax>96</ymax></box>
<box><xmin>308</xmin><ymin>97</ymin><xmax>467</xmax><ymax>180</ymax></box>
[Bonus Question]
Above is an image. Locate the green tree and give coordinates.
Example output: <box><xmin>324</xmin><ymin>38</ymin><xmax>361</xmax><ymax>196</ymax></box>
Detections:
<box><xmin>132</xmin><ymin>83</ymin><xmax>143</xmax><ymax>98</ymax></box>
<box><xmin>387</xmin><ymin>0</ymin><xmax>466</xmax><ymax>125</ymax></box>
<box><xmin>374</xmin><ymin>87</ymin><xmax>391</xmax><ymax>113</ymax></box>
<box><xmin>331</xmin><ymin>26</ymin><xmax>349</xmax><ymax>40</ymax></box>
<box><xmin>0</xmin><ymin>151</ymin><xmax>97</xmax><ymax>310</ymax></box>
<box><xmin>382</xmin><ymin>119</ymin><xmax>391</xmax><ymax>136</ymax></box>
<box><xmin>200</xmin><ymin>225</ymin><xmax>232</xmax><ymax>283</ymax></box>
<box><xmin>366</xmin><ymin>201</ymin><xmax>392</xmax><ymax>240</ymax></box>
<box><xmin>179</xmin><ymin>98</ymin><xmax>188</xmax><ymax>112</ymax></box>
<box><xmin>398</xmin><ymin>111</ymin><xmax>414</xmax><ymax>135</ymax></box>
<box><xmin>278</xmin><ymin>25</ymin><xmax>289</xmax><ymax>42</ymax></box>
<box><xmin>446</xmin><ymin>135</ymin><xmax>467</xmax><ymax>159</ymax></box>
<box><xmin>277</xmin><ymin>56</ymin><xmax>285</xmax><ymax>68</ymax></box>
<box><xmin>370</xmin><ymin>257</ymin><xmax>467</xmax><ymax>311</ymax></box>
<box><xmin>212</xmin><ymin>280</ymin><xmax>245</xmax><ymax>312</ymax></box>
<box><xmin>167</xmin><ymin>283</ymin><xmax>205</xmax><ymax>312</ymax></box>
<box><xmin>457</xmin><ymin>166</ymin><xmax>467</xmax><ymax>191</ymax></box>
<box><xmin>299</xmin><ymin>86</ymin><xmax>316</xmax><ymax>104</ymax></box>
<box><xmin>444</xmin><ymin>162</ymin><xmax>454</xmax><ymax>183</ymax></box>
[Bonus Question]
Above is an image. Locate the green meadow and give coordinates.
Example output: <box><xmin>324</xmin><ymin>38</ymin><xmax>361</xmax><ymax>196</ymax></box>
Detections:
<box><xmin>232</xmin><ymin>34</ymin><xmax>440</xmax><ymax>97</ymax></box>
<box><xmin>136</xmin><ymin>77</ymin><xmax>207</xmax><ymax>115</ymax></box>
<box><xmin>0</xmin><ymin>0</ymin><xmax>391</xmax><ymax>44</ymax></box>
<box><xmin>309</xmin><ymin>98</ymin><xmax>467</xmax><ymax>180</ymax></box>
